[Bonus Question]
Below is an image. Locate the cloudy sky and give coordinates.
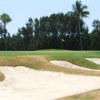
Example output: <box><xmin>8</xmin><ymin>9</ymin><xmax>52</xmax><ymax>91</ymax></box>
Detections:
<box><xmin>0</xmin><ymin>0</ymin><xmax>100</xmax><ymax>34</ymax></box>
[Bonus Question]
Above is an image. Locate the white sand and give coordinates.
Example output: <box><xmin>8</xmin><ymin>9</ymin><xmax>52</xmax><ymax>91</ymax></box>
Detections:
<box><xmin>0</xmin><ymin>66</ymin><xmax>100</xmax><ymax>100</ymax></box>
<box><xmin>86</xmin><ymin>58</ymin><xmax>100</xmax><ymax>65</ymax></box>
<box><xmin>50</xmin><ymin>60</ymin><xmax>100</xmax><ymax>71</ymax></box>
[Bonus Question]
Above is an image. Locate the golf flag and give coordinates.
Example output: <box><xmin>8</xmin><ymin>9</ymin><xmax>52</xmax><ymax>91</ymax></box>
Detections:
<box><xmin>61</xmin><ymin>39</ymin><xmax>65</xmax><ymax>42</ymax></box>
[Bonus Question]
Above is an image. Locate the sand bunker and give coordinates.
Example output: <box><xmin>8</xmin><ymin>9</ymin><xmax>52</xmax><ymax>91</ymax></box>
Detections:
<box><xmin>50</xmin><ymin>60</ymin><xmax>100</xmax><ymax>71</ymax></box>
<box><xmin>0</xmin><ymin>66</ymin><xmax>100</xmax><ymax>100</ymax></box>
<box><xmin>86</xmin><ymin>58</ymin><xmax>100</xmax><ymax>65</ymax></box>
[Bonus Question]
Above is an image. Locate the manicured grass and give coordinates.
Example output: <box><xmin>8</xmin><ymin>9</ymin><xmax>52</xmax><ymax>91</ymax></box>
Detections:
<box><xmin>0</xmin><ymin>50</ymin><xmax>100</xmax><ymax>70</ymax></box>
<box><xmin>0</xmin><ymin>50</ymin><xmax>99</xmax><ymax>56</ymax></box>
<box><xmin>31</xmin><ymin>50</ymin><xmax>100</xmax><ymax>69</ymax></box>
<box><xmin>57</xmin><ymin>89</ymin><xmax>100</xmax><ymax>100</ymax></box>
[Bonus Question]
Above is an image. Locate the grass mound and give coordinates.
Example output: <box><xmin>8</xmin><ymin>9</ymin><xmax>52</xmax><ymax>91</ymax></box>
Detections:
<box><xmin>57</xmin><ymin>89</ymin><xmax>100</xmax><ymax>100</ymax></box>
<box><xmin>0</xmin><ymin>71</ymin><xmax>5</xmax><ymax>81</ymax></box>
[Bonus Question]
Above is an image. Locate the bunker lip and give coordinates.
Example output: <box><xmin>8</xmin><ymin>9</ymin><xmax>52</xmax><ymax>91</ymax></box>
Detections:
<box><xmin>86</xmin><ymin>58</ymin><xmax>100</xmax><ymax>65</ymax></box>
<box><xmin>50</xmin><ymin>60</ymin><xmax>100</xmax><ymax>72</ymax></box>
<box><xmin>0</xmin><ymin>66</ymin><xmax>100</xmax><ymax>100</ymax></box>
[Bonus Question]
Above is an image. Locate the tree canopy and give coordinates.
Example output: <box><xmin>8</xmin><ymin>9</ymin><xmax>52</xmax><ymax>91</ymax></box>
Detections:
<box><xmin>0</xmin><ymin>1</ymin><xmax>99</xmax><ymax>51</ymax></box>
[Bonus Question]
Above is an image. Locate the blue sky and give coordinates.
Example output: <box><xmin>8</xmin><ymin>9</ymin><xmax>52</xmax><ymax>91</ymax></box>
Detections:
<box><xmin>0</xmin><ymin>0</ymin><xmax>100</xmax><ymax>35</ymax></box>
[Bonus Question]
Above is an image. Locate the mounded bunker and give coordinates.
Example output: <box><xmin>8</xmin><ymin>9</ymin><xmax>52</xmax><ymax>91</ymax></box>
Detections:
<box><xmin>0</xmin><ymin>66</ymin><xmax>100</xmax><ymax>100</ymax></box>
<box><xmin>0</xmin><ymin>50</ymin><xmax>100</xmax><ymax>100</ymax></box>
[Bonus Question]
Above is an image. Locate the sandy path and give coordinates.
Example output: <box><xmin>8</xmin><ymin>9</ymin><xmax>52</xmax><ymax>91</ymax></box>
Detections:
<box><xmin>0</xmin><ymin>66</ymin><xmax>100</xmax><ymax>100</ymax></box>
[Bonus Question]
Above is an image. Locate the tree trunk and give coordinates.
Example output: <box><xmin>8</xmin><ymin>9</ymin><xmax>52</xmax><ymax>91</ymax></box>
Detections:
<box><xmin>79</xmin><ymin>19</ymin><xmax>83</xmax><ymax>50</ymax></box>
<box><xmin>4</xmin><ymin>23</ymin><xmax>7</xmax><ymax>51</ymax></box>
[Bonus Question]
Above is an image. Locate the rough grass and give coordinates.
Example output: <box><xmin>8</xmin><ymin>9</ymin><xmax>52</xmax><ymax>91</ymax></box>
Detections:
<box><xmin>0</xmin><ymin>50</ymin><xmax>100</xmax><ymax>76</ymax></box>
<box><xmin>0</xmin><ymin>56</ymin><xmax>100</xmax><ymax>76</ymax></box>
<box><xmin>0</xmin><ymin>71</ymin><xmax>5</xmax><ymax>81</ymax></box>
<box><xmin>0</xmin><ymin>50</ymin><xmax>100</xmax><ymax>70</ymax></box>
<box><xmin>56</xmin><ymin>89</ymin><xmax>100</xmax><ymax>100</ymax></box>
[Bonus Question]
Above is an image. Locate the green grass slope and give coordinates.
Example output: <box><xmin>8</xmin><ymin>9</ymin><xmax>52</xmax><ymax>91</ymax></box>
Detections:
<box><xmin>0</xmin><ymin>50</ymin><xmax>99</xmax><ymax>69</ymax></box>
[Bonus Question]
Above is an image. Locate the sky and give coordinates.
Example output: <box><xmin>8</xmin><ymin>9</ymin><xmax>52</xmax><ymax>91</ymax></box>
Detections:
<box><xmin>0</xmin><ymin>0</ymin><xmax>100</xmax><ymax>35</ymax></box>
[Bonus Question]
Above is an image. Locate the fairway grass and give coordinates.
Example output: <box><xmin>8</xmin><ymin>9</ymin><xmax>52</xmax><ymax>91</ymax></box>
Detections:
<box><xmin>0</xmin><ymin>50</ymin><xmax>99</xmax><ymax>69</ymax></box>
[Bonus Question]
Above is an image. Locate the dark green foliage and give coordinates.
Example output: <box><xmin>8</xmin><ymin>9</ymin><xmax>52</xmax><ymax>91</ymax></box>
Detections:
<box><xmin>71</xmin><ymin>0</ymin><xmax>90</xmax><ymax>50</ymax></box>
<box><xmin>0</xmin><ymin>13</ymin><xmax>12</xmax><ymax>50</ymax></box>
<box><xmin>0</xmin><ymin>1</ymin><xmax>99</xmax><ymax>50</ymax></box>
<box><xmin>90</xmin><ymin>30</ymin><xmax>100</xmax><ymax>50</ymax></box>
<box><xmin>0</xmin><ymin>13</ymin><xmax>99</xmax><ymax>50</ymax></box>
<box><xmin>92</xmin><ymin>19</ymin><xmax>100</xmax><ymax>30</ymax></box>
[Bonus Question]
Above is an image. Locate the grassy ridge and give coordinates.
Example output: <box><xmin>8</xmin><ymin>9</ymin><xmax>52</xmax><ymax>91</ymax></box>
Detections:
<box><xmin>0</xmin><ymin>50</ymin><xmax>100</xmax><ymax>77</ymax></box>
<box><xmin>0</xmin><ymin>56</ymin><xmax>100</xmax><ymax>77</ymax></box>
<box><xmin>0</xmin><ymin>50</ymin><xmax>99</xmax><ymax>69</ymax></box>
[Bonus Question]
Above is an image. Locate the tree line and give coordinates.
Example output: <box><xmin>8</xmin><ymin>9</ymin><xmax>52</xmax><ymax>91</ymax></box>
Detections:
<box><xmin>0</xmin><ymin>0</ymin><xmax>100</xmax><ymax>51</ymax></box>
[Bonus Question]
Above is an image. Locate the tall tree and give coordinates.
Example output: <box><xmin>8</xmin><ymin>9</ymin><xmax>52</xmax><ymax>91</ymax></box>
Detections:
<box><xmin>72</xmin><ymin>0</ymin><xmax>89</xmax><ymax>50</ymax></box>
<box><xmin>92</xmin><ymin>19</ymin><xmax>100</xmax><ymax>30</ymax></box>
<box><xmin>34</xmin><ymin>18</ymin><xmax>40</xmax><ymax>39</ymax></box>
<box><xmin>0</xmin><ymin>23</ymin><xmax>4</xmax><ymax>50</ymax></box>
<box><xmin>0</xmin><ymin>13</ymin><xmax>12</xmax><ymax>50</ymax></box>
<box><xmin>17</xmin><ymin>18</ymin><xmax>34</xmax><ymax>50</ymax></box>
<box><xmin>90</xmin><ymin>30</ymin><xmax>100</xmax><ymax>50</ymax></box>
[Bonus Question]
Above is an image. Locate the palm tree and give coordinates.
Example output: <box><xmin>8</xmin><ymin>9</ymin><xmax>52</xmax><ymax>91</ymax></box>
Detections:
<box><xmin>0</xmin><ymin>13</ymin><xmax>12</xmax><ymax>50</ymax></box>
<box><xmin>92</xmin><ymin>19</ymin><xmax>100</xmax><ymax>30</ymax></box>
<box><xmin>72</xmin><ymin>0</ymin><xmax>89</xmax><ymax>50</ymax></box>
